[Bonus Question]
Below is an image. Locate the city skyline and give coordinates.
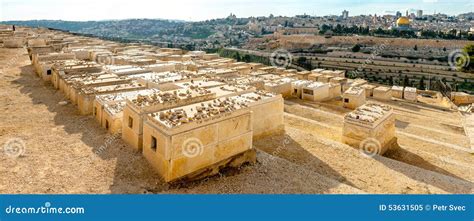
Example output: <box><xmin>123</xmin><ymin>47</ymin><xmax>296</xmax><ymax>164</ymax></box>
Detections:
<box><xmin>1</xmin><ymin>0</ymin><xmax>473</xmax><ymax>22</ymax></box>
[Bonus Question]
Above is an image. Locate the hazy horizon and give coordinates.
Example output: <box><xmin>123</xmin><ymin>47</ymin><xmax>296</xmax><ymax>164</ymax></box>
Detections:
<box><xmin>1</xmin><ymin>0</ymin><xmax>473</xmax><ymax>22</ymax></box>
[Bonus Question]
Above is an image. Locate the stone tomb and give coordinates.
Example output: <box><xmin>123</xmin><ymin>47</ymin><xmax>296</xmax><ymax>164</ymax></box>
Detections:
<box><xmin>3</xmin><ymin>37</ymin><xmax>25</xmax><ymax>48</ymax></box>
<box><xmin>93</xmin><ymin>89</ymin><xmax>160</xmax><ymax>130</ymax></box>
<box><xmin>373</xmin><ymin>86</ymin><xmax>392</xmax><ymax>101</ymax></box>
<box><xmin>295</xmin><ymin>71</ymin><xmax>311</xmax><ymax>80</ymax></box>
<box><xmin>27</xmin><ymin>46</ymin><xmax>55</xmax><ymax>61</ymax></box>
<box><xmin>343</xmin><ymin>87</ymin><xmax>366</xmax><ymax>109</ymax></box>
<box><xmin>258</xmin><ymin>66</ymin><xmax>276</xmax><ymax>73</ymax></box>
<box><xmin>144</xmin><ymin>72</ymin><xmax>190</xmax><ymax>91</ymax></box>
<box><xmin>69</xmin><ymin>76</ymin><xmax>132</xmax><ymax>105</ymax></box>
<box><xmin>110</xmin><ymin>84</ymin><xmax>253</xmax><ymax>135</ymax></box>
<box><xmin>234</xmin><ymin>77</ymin><xmax>265</xmax><ymax>90</ymax></box>
<box><xmin>104</xmin><ymin>66</ymin><xmax>149</xmax><ymax>76</ymax></box>
<box><xmin>328</xmin><ymin>83</ymin><xmax>342</xmax><ymax>98</ymax></box>
<box><xmin>403</xmin><ymin>87</ymin><xmax>417</xmax><ymax>102</ymax></box>
<box><xmin>51</xmin><ymin>61</ymin><xmax>103</xmax><ymax>89</ymax></box>
<box><xmin>330</xmin><ymin>77</ymin><xmax>348</xmax><ymax>88</ymax></box>
<box><xmin>311</xmin><ymin>68</ymin><xmax>325</xmax><ymax>74</ymax></box>
<box><xmin>122</xmin><ymin>88</ymin><xmax>216</xmax><ymax>151</ymax></box>
<box><xmin>302</xmin><ymin>82</ymin><xmax>330</xmax><ymax>102</ymax></box>
<box><xmin>343</xmin><ymin>79</ymin><xmax>367</xmax><ymax>92</ymax></box>
<box><xmin>342</xmin><ymin>103</ymin><xmax>396</xmax><ymax>155</ymax></box>
<box><xmin>361</xmin><ymin>84</ymin><xmax>377</xmax><ymax>98</ymax></box>
<box><xmin>206</xmin><ymin>84</ymin><xmax>256</xmax><ymax>99</ymax></box>
<box><xmin>318</xmin><ymin>75</ymin><xmax>334</xmax><ymax>83</ymax></box>
<box><xmin>308</xmin><ymin>73</ymin><xmax>322</xmax><ymax>82</ymax></box>
<box><xmin>291</xmin><ymin>80</ymin><xmax>312</xmax><ymax>99</ymax></box>
<box><xmin>27</xmin><ymin>38</ymin><xmax>47</xmax><ymax>47</ymax></box>
<box><xmin>234</xmin><ymin>65</ymin><xmax>252</xmax><ymax>75</ymax></box>
<box><xmin>142</xmin><ymin>63</ymin><xmax>176</xmax><ymax>73</ymax></box>
<box><xmin>61</xmin><ymin>72</ymin><xmax>116</xmax><ymax>100</ymax></box>
<box><xmin>33</xmin><ymin>53</ymin><xmax>76</xmax><ymax>81</ymax></box>
<box><xmin>102</xmin><ymin>102</ymin><xmax>127</xmax><ymax>133</ymax></box>
<box><xmin>238</xmin><ymin>92</ymin><xmax>284</xmax><ymax>138</ymax></box>
<box><xmin>142</xmin><ymin>95</ymin><xmax>256</xmax><ymax>182</ymax></box>
<box><xmin>391</xmin><ymin>86</ymin><xmax>404</xmax><ymax>99</ymax></box>
<box><xmin>174</xmin><ymin>80</ymin><xmax>227</xmax><ymax>90</ymax></box>
<box><xmin>264</xmin><ymin>78</ymin><xmax>294</xmax><ymax>98</ymax></box>
<box><xmin>321</xmin><ymin>70</ymin><xmax>345</xmax><ymax>78</ymax></box>
<box><xmin>77</xmin><ymin>82</ymin><xmax>146</xmax><ymax>115</ymax></box>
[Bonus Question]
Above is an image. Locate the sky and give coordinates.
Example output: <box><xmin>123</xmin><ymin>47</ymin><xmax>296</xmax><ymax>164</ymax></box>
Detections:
<box><xmin>0</xmin><ymin>0</ymin><xmax>473</xmax><ymax>22</ymax></box>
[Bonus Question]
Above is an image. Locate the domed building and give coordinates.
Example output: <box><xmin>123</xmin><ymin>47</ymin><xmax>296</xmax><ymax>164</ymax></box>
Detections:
<box><xmin>396</xmin><ymin>16</ymin><xmax>411</xmax><ymax>31</ymax></box>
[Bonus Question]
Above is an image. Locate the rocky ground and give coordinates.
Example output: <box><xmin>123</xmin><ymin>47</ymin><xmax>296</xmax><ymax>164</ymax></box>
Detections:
<box><xmin>0</xmin><ymin>47</ymin><xmax>472</xmax><ymax>194</ymax></box>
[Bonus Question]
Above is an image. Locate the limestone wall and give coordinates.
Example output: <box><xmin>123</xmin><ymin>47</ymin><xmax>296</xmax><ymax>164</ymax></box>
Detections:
<box><xmin>264</xmin><ymin>82</ymin><xmax>292</xmax><ymax>98</ymax></box>
<box><xmin>342</xmin><ymin>113</ymin><xmax>396</xmax><ymax>155</ymax></box>
<box><xmin>391</xmin><ymin>86</ymin><xmax>404</xmax><ymax>99</ymax></box>
<box><xmin>404</xmin><ymin>87</ymin><xmax>418</xmax><ymax>102</ymax></box>
<box><xmin>142</xmin><ymin>111</ymin><xmax>253</xmax><ymax>182</ymax></box>
<box><xmin>302</xmin><ymin>85</ymin><xmax>330</xmax><ymax>102</ymax></box>
<box><xmin>373</xmin><ymin>87</ymin><xmax>392</xmax><ymax>101</ymax></box>
<box><xmin>343</xmin><ymin>91</ymin><xmax>366</xmax><ymax>109</ymax></box>
<box><xmin>249</xmin><ymin>96</ymin><xmax>284</xmax><ymax>138</ymax></box>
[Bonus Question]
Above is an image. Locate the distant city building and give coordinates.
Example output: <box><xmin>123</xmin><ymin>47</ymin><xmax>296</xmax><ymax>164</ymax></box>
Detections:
<box><xmin>416</xmin><ymin>10</ymin><xmax>423</xmax><ymax>18</ymax></box>
<box><xmin>227</xmin><ymin>13</ymin><xmax>237</xmax><ymax>20</ymax></box>
<box><xmin>396</xmin><ymin>11</ymin><xmax>402</xmax><ymax>18</ymax></box>
<box><xmin>396</xmin><ymin>16</ymin><xmax>411</xmax><ymax>31</ymax></box>
<box><xmin>342</xmin><ymin>10</ymin><xmax>349</xmax><ymax>19</ymax></box>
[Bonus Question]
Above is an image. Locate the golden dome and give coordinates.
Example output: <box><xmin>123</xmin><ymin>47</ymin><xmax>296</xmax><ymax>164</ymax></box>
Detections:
<box><xmin>396</xmin><ymin>17</ymin><xmax>410</xmax><ymax>26</ymax></box>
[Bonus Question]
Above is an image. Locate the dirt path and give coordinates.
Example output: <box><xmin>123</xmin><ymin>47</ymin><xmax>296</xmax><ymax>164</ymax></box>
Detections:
<box><xmin>254</xmin><ymin>127</ymin><xmax>473</xmax><ymax>194</ymax></box>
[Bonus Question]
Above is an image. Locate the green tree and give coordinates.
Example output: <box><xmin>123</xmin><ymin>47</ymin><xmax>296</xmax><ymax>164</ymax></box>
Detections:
<box><xmin>242</xmin><ymin>54</ymin><xmax>251</xmax><ymax>63</ymax></box>
<box><xmin>419</xmin><ymin>76</ymin><xmax>426</xmax><ymax>90</ymax></box>
<box><xmin>297</xmin><ymin>56</ymin><xmax>307</xmax><ymax>65</ymax></box>
<box><xmin>231</xmin><ymin>51</ymin><xmax>241</xmax><ymax>61</ymax></box>
<box><xmin>403</xmin><ymin>75</ymin><xmax>410</xmax><ymax>87</ymax></box>
<box><xmin>352</xmin><ymin>44</ymin><xmax>361</xmax><ymax>52</ymax></box>
<box><xmin>389</xmin><ymin>76</ymin><xmax>394</xmax><ymax>86</ymax></box>
<box><xmin>462</xmin><ymin>44</ymin><xmax>474</xmax><ymax>72</ymax></box>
